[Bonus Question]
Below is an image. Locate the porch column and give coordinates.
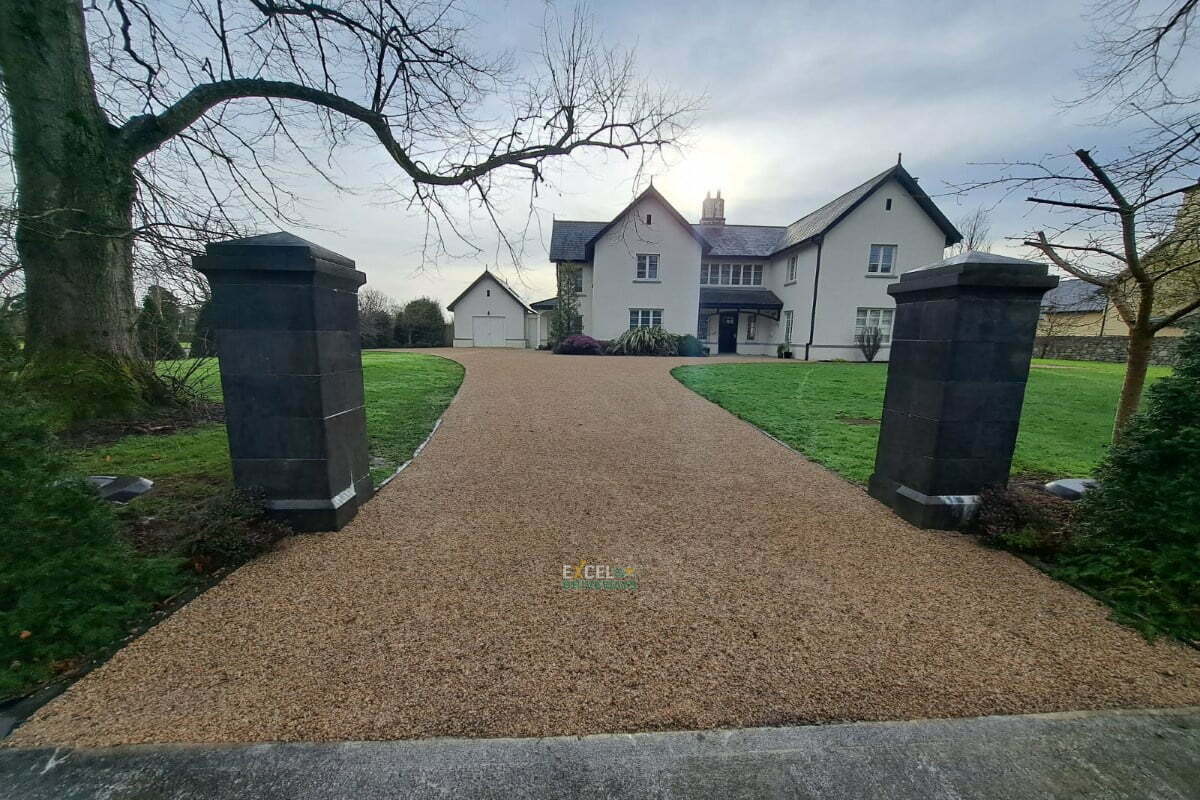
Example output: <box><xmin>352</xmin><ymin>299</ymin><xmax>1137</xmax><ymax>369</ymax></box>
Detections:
<box><xmin>193</xmin><ymin>232</ymin><xmax>372</xmax><ymax>532</ymax></box>
<box><xmin>867</xmin><ymin>252</ymin><xmax>1057</xmax><ymax>529</ymax></box>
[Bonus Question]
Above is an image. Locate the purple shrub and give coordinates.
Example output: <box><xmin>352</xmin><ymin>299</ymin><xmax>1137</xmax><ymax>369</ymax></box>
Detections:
<box><xmin>553</xmin><ymin>334</ymin><xmax>604</xmax><ymax>355</ymax></box>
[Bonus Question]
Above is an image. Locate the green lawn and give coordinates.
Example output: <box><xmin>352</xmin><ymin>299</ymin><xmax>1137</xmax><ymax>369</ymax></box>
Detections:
<box><xmin>673</xmin><ymin>359</ymin><xmax>1171</xmax><ymax>484</ymax></box>
<box><xmin>71</xmin><ymin>351</ymin><xmax>464</xmax><ymax>494</ymax></box>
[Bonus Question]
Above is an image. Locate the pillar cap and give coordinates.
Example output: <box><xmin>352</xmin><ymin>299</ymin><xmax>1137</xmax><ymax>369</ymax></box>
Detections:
<box><xmin>193</xmin><ymin>231</ymin><xmax>365</xmax><ymax>286</ymax></box>
<box><xmin>890</xmin><ymin>250</ymin><xmax>1059</xmax><ymax>296</ymax></box>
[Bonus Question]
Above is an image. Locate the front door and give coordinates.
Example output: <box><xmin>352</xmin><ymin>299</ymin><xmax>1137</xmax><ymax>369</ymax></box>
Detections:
<box><xmin>718</xmin><ymin>313</ymin><xmax>738</xmax><ymax>354</ymax></box>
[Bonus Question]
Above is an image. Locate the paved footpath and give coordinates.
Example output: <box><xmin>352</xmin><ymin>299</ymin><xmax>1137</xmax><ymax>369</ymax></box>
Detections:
<box><xmin>3</xmin><ymin>708</ymin><xmax>1199</xmax><ymax>799</ymax></box>
<box><xmin>6</xmin><ymin>350</ymin><xmax>1200</xmax><ymax>749</ymax></box>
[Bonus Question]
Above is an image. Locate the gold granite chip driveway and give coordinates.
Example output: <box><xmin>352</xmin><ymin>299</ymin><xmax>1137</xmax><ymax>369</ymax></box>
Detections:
<box><xmin>10</xmin><ymin>349</ymin><xmax>1200</xmax><ymax>747</ymax></box>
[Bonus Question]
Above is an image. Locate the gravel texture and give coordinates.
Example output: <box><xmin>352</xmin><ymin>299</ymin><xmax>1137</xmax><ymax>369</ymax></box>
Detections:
<box><xmin>10</xmin><ymin>349</ymin><xmax>1200</xmax><ymax>747</ymax></box>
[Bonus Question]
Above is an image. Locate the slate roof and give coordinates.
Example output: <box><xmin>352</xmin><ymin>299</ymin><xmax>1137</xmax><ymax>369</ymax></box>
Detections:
<box><xmin>548</xmin><ymin>221</ymin><xmax>606</xmax><ymax>262</ymax></box>
<box><xmin>695</xmin><ymin>224</ymin><xmax>785</xmax><ymax>257</ymax></box>
<box><xmin>775</xmin><ymin>165</ymin><xmax>961</xmax><ymax>253</ymax></box>
<box><xmin>530</xmin><ymin>296</ymin><xmax>557</xmax><ymax>310</ymax></box>
<box><xmin>1042</xmin><ymin>278</ymin><xmax>1107</xmax><ymax>312</ymax></box>
<box><xmin>699</xmin><ymin>287</ymin><xmax>784</xmax><ymax>309</ymax></box>
<box><xmin>548</xmin><ymin>164</ymin><xmax>962</xmax><ymax>262</ymax></box>
<box><xmin>446</xmin><ymin>270</ymin><xmax>535</xmax><ymax>313</ymax></box>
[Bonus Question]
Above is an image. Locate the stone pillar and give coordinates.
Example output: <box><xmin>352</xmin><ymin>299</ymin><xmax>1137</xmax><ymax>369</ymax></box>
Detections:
<box><xmin>868</xmin><ymin>252</ymin><xmax>1058</xmax><ymax>529</ymax></box>
<box><xmin>194</xmin><ymin>232</ymin><xmax>372</xmax><ymax>532</ymax></box>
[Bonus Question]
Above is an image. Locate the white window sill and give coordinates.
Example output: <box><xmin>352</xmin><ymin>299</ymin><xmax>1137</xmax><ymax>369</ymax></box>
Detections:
<box><xmin>784</xmin><ymin>280</ymin><xmax>797</xmax><ymax>286</ymax></box>
<box><xmin>632</xmin><ymin>279</ymin><xmax>662</xmax><ymax>283</ymax></box>
<box><xmin>865</xmin><ymin>273</ymin><xmax>898</xmax><ymax>279</ymax></box>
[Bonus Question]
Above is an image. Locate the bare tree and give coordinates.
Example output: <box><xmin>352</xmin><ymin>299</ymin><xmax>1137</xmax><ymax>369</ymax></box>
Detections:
<box><xmin>956</xmin><ymin>150</ymin><xmax>1199</xmax><ymax>437</ymax></box>
<box><xmin>950</xmin><ymin>207</ymin><xmax>993</xmax><ymax>254</ymax></box>
<box><xmin>0</xmin><ymin>0</ymin><xmax>694</xmax><ymax>407</ymax></box>
<box><xmin>953</xmin><ymin>0</ymin><xmax>1200</xmax><ymax>438</ymax></box>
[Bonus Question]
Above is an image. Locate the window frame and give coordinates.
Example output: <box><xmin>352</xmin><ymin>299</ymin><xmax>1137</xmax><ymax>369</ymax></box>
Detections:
<box><xmin>783</xmin><ymin>309</ymin><xmax>794</xmax><ymax>344</ymax></box>
<box><xmin>629</xmin><ymin>308</ymin><xmax>664</xmax><ymax>329</ymax></box>
<box><xmin>854</xmin><ymin>307</ymin><xmax>894</xmax><ymax>344</ymax></box>
<box><xmin>868</xmin><ymin>244</ymin><xmax>897</xmax><ymax>275</ymax></box>
<box><xmin>747</xmin><ymin>315</ymin><xmax>757</xmax><ymax>341</ymax></box>
<box><xmin>635</xmin><ymin>253</ymin><xmax>660</xmax><ymax>281</ymax></box>
<box><xmin>786</xmin><ymin>254</ymin><xmax>797</xmax><ymax>283</ymax></box>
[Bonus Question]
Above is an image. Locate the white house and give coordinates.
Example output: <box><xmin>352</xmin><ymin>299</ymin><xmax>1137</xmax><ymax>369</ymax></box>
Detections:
<box><xmin>537</xmin><ymin>163</ymin><xmax>963</xmax><ymax>359</ymax></box>
<box><xmin>447</xmin><ymin>270</ymin><xmax>539</xmax><ymax>347</ymax></box>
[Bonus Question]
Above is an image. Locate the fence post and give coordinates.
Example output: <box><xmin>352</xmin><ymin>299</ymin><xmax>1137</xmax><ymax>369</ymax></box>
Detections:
<box><xmin>194</xmin><ymin>232</ymin><xmax>372</xmax><ymax>532</ymax></box>
<box><xmin>868</xmin><ymin>252</ymin><xmax>1058</xmax><ymax>529</ymax></box>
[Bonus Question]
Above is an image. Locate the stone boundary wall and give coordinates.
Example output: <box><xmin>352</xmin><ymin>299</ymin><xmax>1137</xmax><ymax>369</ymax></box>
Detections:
<box><xmin>1035</xmin><ymin>335</ymin><xmax>1180</xmax><ymax>366</ymax></box>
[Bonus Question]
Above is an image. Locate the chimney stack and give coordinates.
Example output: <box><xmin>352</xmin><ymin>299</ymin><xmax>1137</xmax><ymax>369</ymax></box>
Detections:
<box><xmin>701</xmin><ymin>190</ymin><xmax>726</xmax><ymax>226</ymax></box>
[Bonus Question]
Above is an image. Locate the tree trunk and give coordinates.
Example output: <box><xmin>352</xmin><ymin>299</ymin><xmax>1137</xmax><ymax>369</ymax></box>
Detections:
<box><xmin>0</xmin><ymin>0</ymin><xmax>140</xmax><ymax>362</ymax></box>
<box><xmin>1113</xmin><ymin>327</ymin><xmax>1154</xmax><ymax>440</ymax></box>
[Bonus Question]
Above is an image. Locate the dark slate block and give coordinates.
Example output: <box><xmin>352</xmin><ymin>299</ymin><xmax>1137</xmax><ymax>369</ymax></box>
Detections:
<box><xmin>195</xmin><ymin>234</ymin><xmax>371</xmax><ymax>532</ymax></box>
<box><xmin>1045</xmin><ymin>478</ymin><xmax>1099</xmax><ymax>500</ymax></box>
<box><xmin>88</xmin><ymin>475</ymin><xmax>154</xmax><ymax>503</ymax></box>
<box><xmin>869</xmin><ymin>252</ymin><xmax>1057</xmax><ymax>530</ymax></box>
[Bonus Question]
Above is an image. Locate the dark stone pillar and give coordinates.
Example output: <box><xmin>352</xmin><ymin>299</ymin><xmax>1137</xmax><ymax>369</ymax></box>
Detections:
<box><xmin>194</xmin><ymin>232</ymin><xmax>372</xmax><ymax>532</ymax></box>
<box><xmin>868</xmin><ymin>252</ymin><xmax>1058</xmax><ymax>529</ymax></box>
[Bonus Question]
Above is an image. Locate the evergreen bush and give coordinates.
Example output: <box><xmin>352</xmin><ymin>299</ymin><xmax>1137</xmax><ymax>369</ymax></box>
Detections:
<box><xmin>1055</xmin><ymin>323</ymin><xmax>1200</xmax><ymax>639</ymax></box>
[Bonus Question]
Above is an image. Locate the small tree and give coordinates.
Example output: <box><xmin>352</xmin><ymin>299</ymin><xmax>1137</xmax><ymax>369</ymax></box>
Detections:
<box><xmin>190</xmin><ymin>299</ymin><xmax>218</xmax><ymax>358</ymax></box>
<box><xmin>135</xmin><ymin>286</ymin><xmax>185</xmax><ymax>361</ymax></box>
<box><xmin>855</xmin><ymin>325</ymin><xmax>884</xmax><ymax>362</ymax></box>
<box><xmin>550</xmin><ymin>264</ymin><xmax>582</xmax><ymax>345</ymax></box>
<box><xmin>396</xmin><ymin>298</ymin><xmax>446</xmax><ymax>347</ymax></box>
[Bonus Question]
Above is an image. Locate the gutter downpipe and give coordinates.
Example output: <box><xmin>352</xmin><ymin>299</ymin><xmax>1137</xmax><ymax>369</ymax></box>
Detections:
<box><xmin>804</xmin><ymin>235</ymin><xmax>824</xmax><ymax>361</ymax></box>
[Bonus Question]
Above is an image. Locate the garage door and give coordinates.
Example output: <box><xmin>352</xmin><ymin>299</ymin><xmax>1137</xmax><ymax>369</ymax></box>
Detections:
<box><xmin>472</xmin><ymin>315</ymin><xmax>506</xmax><ymax>347</ymax></box>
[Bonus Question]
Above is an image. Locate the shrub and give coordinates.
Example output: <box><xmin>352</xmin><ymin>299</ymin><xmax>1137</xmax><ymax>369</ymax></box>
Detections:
<box><xmin>607</xmin><ymin>327</ymin><xmax>680</xmax><ymax>356</ymax></box>
<box><xmin>972</xmin><ymin>482</ymin><xmax>1075</xmax><ymax>556</ymax></box>
<box><xmin>677</xmin><ymin>334</ymin><xmax>705</xmax><ymax>357</ymax></box>
<box><xmin>0</xmin><ymin>394</ymin><xmax>183</xmax><ymax>698</ymax></box>
<box><xmin>1053</xmin><ymin>323</ymin><xmax>1200</xmax><ymax>640</ymax></box>
<box><xmin>855</xmin><ymin>325</ymin><xmax>883</xmax><ymax>362</ymax></box>
<box><xmin>177</xmin><ymin>489</ymin><xmax>292</xmax><ymax>571</ymax></box>
<box><xmin>553</xmin><ymin>334</ymin><xmax>604</xmax><ymax>355</ymax></box>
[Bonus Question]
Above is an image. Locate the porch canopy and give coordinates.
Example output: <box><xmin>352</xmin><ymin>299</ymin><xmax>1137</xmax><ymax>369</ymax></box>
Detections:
<box><xmin>699</xmin><ymin>287</ymin><xmax>784</xmax><ymax>320</ymax></box>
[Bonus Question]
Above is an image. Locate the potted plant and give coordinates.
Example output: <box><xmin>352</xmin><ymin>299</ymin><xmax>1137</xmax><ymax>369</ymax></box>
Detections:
<box><xmin>784</xmin><ymin>348</ymin><xmax>794</xmax><ymax>359</ymax></box>
<box><xmin>776</xmin><ymin>343</ymin><xmax>786</xmax><ymax>359</ymax></box>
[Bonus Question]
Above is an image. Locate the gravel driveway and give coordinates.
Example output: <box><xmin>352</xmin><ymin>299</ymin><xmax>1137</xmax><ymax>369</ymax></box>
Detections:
<box><xmin>10</xmin><ymin>349</ymin><xmax>1200</xmax><ymax>747</ymax></box>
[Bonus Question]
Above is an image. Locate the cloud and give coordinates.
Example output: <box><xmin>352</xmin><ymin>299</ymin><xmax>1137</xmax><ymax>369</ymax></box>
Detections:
<box><xmin>284</xmin><ymin>0</ymin><xmax>1145</xmax><ymax>306</ymax></box>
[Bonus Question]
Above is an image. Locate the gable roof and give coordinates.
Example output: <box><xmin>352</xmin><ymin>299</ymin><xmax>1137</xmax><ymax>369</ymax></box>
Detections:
<box><xmin>446</xmin><ymin>270</ymin><xmax>535</xmax><ymax>314</ymax></box>
<box><xmin>550</xmin><ymin>185</ymin><xmax>710</xmax><ymax>262</ymax></box>
<box><xmin>548</xmin><ymin>163</ymin><xmax>963</xmax><ymax>262</ymax></box>
<box><xmin>1041</xmin><ymin>278</ymin><xmax>1107</xmax><ymax>312</ymax></box>
<box><xmin>775</xmin><ymin>164</ymin><xmax>961</xmax><ymax>253</ymax></box>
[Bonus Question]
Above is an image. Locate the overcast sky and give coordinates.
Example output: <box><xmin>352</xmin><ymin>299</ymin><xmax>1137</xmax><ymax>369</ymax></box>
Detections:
<box><xmin>284</xmin><ymin>0</ymin><xmax>1141</xmax><ymax>310</ymax></box>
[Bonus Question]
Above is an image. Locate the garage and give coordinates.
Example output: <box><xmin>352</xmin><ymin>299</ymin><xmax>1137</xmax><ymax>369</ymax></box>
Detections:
<box><xmin>471</xmin><ymin>315</ymin><xmax>506</xmax><ymax>347</ymax></box>
<box><xmin>447</xmin><ymin>269</ymin><xmax>537</xmax><ymax>348</ymax></box>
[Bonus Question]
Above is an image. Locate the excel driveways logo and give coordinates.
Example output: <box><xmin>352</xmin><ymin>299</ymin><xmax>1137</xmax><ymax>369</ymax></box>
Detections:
<box><xmin>561</xmin><ymin>560</ymin><xmax>638</xmax><ymax>591</ymax></box>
